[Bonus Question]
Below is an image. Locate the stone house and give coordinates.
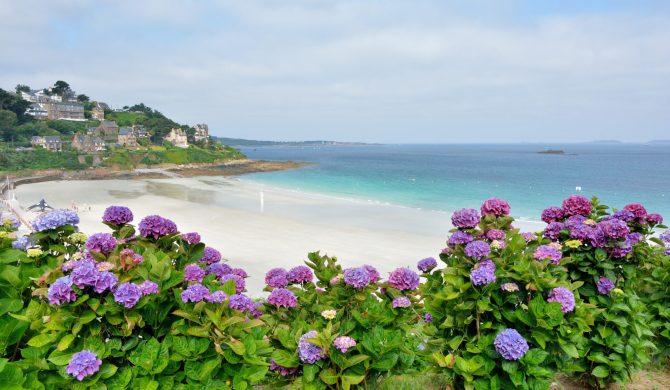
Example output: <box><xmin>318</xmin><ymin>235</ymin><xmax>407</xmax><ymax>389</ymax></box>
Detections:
<box><xmin>44</xmin><ymin>102</ymin><xmax>85</xmax><ymax>121</ymax></box>
<box><xmin>193</xmin><ymin>123</ymin><xmax>209</xmax><ymax>143</ymax></box>
<box><xmin>91</xmin><ymin>102</ymin><xmax>105</xmax><ymax>121</ymax></box>
<box><xmin>72</xmin><ymin>134</ymin><xmax>106</xmax><ymax>153</ymax></box>
<box><xmin>118</xmin><ymin>127</ymin><xmax>138</xmax><ymax>147</ymax></box>
<box><xmin>164</xmin><ymin>128</ymin><xmax>188</xmax><ymax>148</ymax></box>
<box><xmin>96</xmin><ymin>120</ymin><xmax>120</xmax><ymax>143</ymax></box>
<box><xmin>31</xmin><ymin>136</ymin><xmax>63</xmax><ymax>152</ymax></box>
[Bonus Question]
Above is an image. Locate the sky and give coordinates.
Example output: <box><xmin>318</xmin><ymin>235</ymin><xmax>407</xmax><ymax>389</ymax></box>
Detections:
<box><xmin>1</xmin><ymin>0</ymin><xmax>669</xmax><ymax>143</ymax></box>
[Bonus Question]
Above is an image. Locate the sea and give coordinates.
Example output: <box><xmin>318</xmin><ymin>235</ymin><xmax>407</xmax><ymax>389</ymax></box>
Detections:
<box><xmin>240</xmin><ymin>144</ymin><xmax>670</xmax><ymax>223</ymax></box>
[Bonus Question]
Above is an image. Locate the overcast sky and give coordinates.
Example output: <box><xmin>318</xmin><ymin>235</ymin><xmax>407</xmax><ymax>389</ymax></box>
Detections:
<box><xmin>1</xmin><ymin>0</ymin><xmax>669</xmax><ymax>143</ymax></box>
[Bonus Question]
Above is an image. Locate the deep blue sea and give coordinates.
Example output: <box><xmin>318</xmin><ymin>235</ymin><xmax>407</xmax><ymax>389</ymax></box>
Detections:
<box><xmin>240</xmin><ymin>144</ymin><xmax>670</xmax><ymax>221</ymax></box>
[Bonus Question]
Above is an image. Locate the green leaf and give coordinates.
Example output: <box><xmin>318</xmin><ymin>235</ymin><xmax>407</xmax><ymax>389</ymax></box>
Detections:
<box><xmin>560</xmin><ymin>343</ymin><xmax>580</xmax><ymax>359</ymax></box>
<box><xmin>319</xmin><ymin>368</ymin><xmax>338</xmax><ymax>385</ymax></box>
<box><xmin>27</xmin><ymin>333</ymin><xmax>58</xmax><ymax>348</ymax></box>
<box><xmin>48</xmin><ymin>351</ymin><xmax>74</xmax><ymax>366</ymax></box>
<box><xmin>303</xmin><ymin>364</ymin><xmax>319</xmax><ymax>383</ymax></box>
<box><xmin>57</xmin><ymin>334</ymin><xmax>76</xmax><ymax>351</ymax></box>
<box><xmin>370</xmin><ymin>353</ymin><xmax>396</xmax><ymax>371</ymax></box>
<box><xmin>521</xmin><ymin>349</ymin><xmax>549</xmax><ymax>365</ymax></box>
<box><xmin>592</xmin><ymin>365</ymin><xmax>610</xmax><ymax>378</ymax></box>
<box><xmin>341</xmin><ymin>373</ymin><xmax>365</xmax><ymax>390</ymax></box>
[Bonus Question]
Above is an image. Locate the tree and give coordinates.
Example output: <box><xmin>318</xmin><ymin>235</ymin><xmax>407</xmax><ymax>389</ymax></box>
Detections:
<box><xmin>0</xmin><ymin>88</ymin><xmax>31</xmax><ymax>124</ymax></box>
<box><xmin>77</xmin><ymin>94</ymin><xmax>90</xmax><ymax>102</ymax></box>
<box><xmin>51</xmin><ymin>80</ymin><xmax>71</xmax><ymax>97</ymax></box>
<box><xmin>15</xmin><ymin>84</ymin><xmax>31</xmax><ymax>94</ymax></box>
<box><xmin>0</xmin><ymin>109</ymin><xmax>18</xmax><ymax>142</ymax></box>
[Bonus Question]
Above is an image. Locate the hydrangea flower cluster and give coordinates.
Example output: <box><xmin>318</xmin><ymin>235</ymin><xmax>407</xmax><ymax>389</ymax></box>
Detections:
<box><xmin>392</xmin><ymin>296</ymin><xmax>411</xmax><ymax>308</ymax></box>
<box><xmin>181</xmin><ymin>232</ymin><xmax>201</xmax><ymax>245</ymax></box>
<box><xmin>205</xmin><ymin>290</ymin><xmax>228</xmax><ymax>303</ymax></box>
<box><xmin>451</xmin><ymin>208</ymin><xmax>480</xmax><ymax>228</ymax></box>
<box><xmin>114</xmin><ymin>283</ymin><xmax>142</xmax><ymax>308</ymax></box>
<box><xmin>12</xmin><ymin>235</ymin><xmax>30</xmax><ymax>250</ymax></box>
<box><xmin>448</xmin><ymin>231</ymin><xmax>473</xmax><ymax>246</ymax></box>
<box><xmin>464</xmin><ymin>241</ymin><xmax>491</xmax><ymax>259</ymax></box>
<box><xmin>494</xmin><ymin>329</ymin><xmax>529</xmax><ymax>360</ymax></box>
<box><xmin>270</xmin><ymin>360</ymin><xmax>298</xmax><ymax>377</ymax></box>
<box><xmin>597</xmin><ymin>277</ymin><xmax>615</xmax><ymax>295</ymax></box>
<box><xmin>220</xmin><ymin>274</ymin><xmax>245</xmax><ymax>294</ymax></box>
<box><xmin>533</xmin><ymin>245</ymin><xmax>562</xmax><ymax>265</ymax></box>
<box><xmin>102</xmin><ymin>206</ymin><xmax>134</xmax><ymax>225</ymax></box>
<box><xmin>138</xmin><ymin>215</ymin><xmax>177</xmax><ymax>239</ymax></box>
<box><xmin>32</xmin><ymin>209</ymin><xmax>80</xmax><ymax>232</ymax></box>
<box><xmin>344</xmin><ymin>267</ymin><xmax>371</xmax><ymax>289</ymax></box>
<box><xmin>181</xmin><ymin>283</ymin><xmax>211</xmax><ymax>303</ymax></box>
<box><xmin>321</xmin><ymin>309</ymin><xmax>337</xmax><ymax>320</ymax></box>
<box><xmin>184</xmin><ymin>264</ymin><xmax>206</xmax><ymax>282</ymax></box>
<box><xmin>287</xmin><ymin>265</ymin><xmax>313</xmax><ymax>283</ymax></box>
<box><xmin>547</xmin><ymin>287</ymin><xmax>575</xmax><ymax>313</ymax></box>
<box><xmin>333</xmin><ymin>336</ymin><xmax>357</xmax><ymax>353</ymax></box>
<box><xmin>267</xmin><ymin>288</ymin><xmax>298</xmax><ymax>308</ymax></box>
<box><xmin>85</xmin><ymin>233</ymin><xmax>117</xmax><ymax>254</ymax></box>
<box><xmin>541</xmin><ymin>206</ymin><xmax>564</xmax><ymax>223</ymax></box>
<box><xmin>66</xmin><ymin>350</ymin><xmax>102</xmax><ymax>381</ymax></box>
<box><xmin>388</xmin><ymin>267</ymin><xmax>420</xmax><ymax>291</ymax></box>
<box><xmin>298</xmin><ymin>331</ymin><xmax>325</xmax><ymax>364</ymax></box>
<box><xmin>198</xmin><ymin>247</ymin><xmax>221</xmax><ymax>265</ymax></box>
<box><xmin>481</xmin><ymin>198</ymin><xmax>511</xmax><ymax>216</ymax></box>
<box><xmin>48</xmin><ymin>276</ymin><xmax>77</xmax><ymax>305</ymax></box>
<box><xmin>485</xmin><ymin>229</ymin><xmax>506</xmax><ymax>241</ymax></box>
<box><xmin>470</xmin><ymin>259</ymin><xmax>496</xmax><ymax>286</ymax></box>
<box><xmin>265</xmin><ymin>268</ymin><xmax>289</xmax><ymax>288</ymax></box>
<box><xmin>417</xmin><ymin>257</ymin><xmax>437</xmax><ymax>272</ymax></box>
<box><xmin>1</xmin><ymin>212</ymin><xmax>20</xmax><ymax>229</ymax></box>
<box><xmin>229</xmin><ymin>294</ymin><xmax>254</xmax><ymax>312</ymax></box>
<box><xmin>362</xmin><ymin>264</ymin><xmax>380</xmax><ymax>282</ymax></box>
<box><xmin>521</xmin><ymin>232</ymin><xmax>537</xmax><ymax>242</ymax></box>
<box><xmin>562</xmin><ymin>195</ymin><xmax>592</xmax><ymax>216</ymax></box>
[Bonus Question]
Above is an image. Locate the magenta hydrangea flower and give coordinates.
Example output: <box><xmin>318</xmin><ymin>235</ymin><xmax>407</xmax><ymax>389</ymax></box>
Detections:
<box><xmin>417</xmin><ymin>257</ymin><xmax>437</xmax><ymax>272</ymax></box>
<box><xmin>521</xmin><ymin>232</ymin><xmax>537</xmax><ymax>242</ymax></box>
<box><xmin>48</xmin><ymin>276</ymin><xmax>77</xmax><ymax>305</ymax></box>
<box><xmin>102</xmin><ymin>206</ymin><xmax>133</xmax><ymax>225</ymax></box>
<box><xmin>205</xmin><ymin>290</ymin><xmax>228</xmax><ymax>303</ymax></box>
<box><xmin>448</xmin><ymin>231</ymin><xmax>474</xmax><ymax>246</ymax></box>
<box><xmin>451</xmin><ymin>208</ymin><xmax>480</xmax><ymax>228</ymax></box>
<box><xmin>344</xmin><ymin>267</ymin><xmax>371</xmax><ymax>289</ymax></box>
<box><xmin>138</xmin><ymin>280</ymin><xmax>159</xmax><ymax>296</ymax></box>
<box><xmin>138</xmin><ymin>215</ymin><xmax>178</xmax><ymax>239</ymax></box>
<box><xmin>298</xmin><ymin>331</ymin><xmax>326</xmax><ymax>364</ymax></box>
<box><xmin>547</xmin><ymin>287</ymin><xmax>575</xmax><ymax>313</ymax></box>
<box><xmin>70</xmin><ymin>261</ymin><xmax>101</xmax><ymax>289</ymax></box>
<box><xmin>647</xmin><ymin>213</ymin><xmax>663</xmax><ymax>224</ymax></box>
<box><xmin>494</xmin><ymin>329</ymin><xmax>529</xmax><ymax>360</ymax></box>
<box><xmin>485</xmin><ymin>229</ymin><xmax>506</xmax><ymax>241</ymax></box>
<box><xmin>265</xmin><ymin>268</ymin><xmax>289</xmax><ymax>288</ymax></box>
<box><xmin>541</xmin><ymin>206</ymin><xmax>564</xmax><ymax>223</ymax></box>
<box><xmin>600</xmin><ymin>219</ymin><xmax>631</xmax><ymax>240</ymax></box>
<box><xmin>200</xmin><ymin>247</ymin><xmax>222</xmax><ymax>265</ymax></box>
<box><xmin>464</xmin><ymin>241</ymin><xmax>491</xmax><ymax>259</ymax></box>
<box><xmin>470</xmin><ymin>260</ymin><xmax>496</xmax><ymax>286</ymax></box>
<box><xmin>66</xmin><ymin>350</ymin><xmax>102</xmax><ymax>381</ymax></box>
<box><xmin>533</xmin><ymin>245</ymin><xmax>562</xmax><ymax>265</ymax></box>
<box><xmin>270</xmin><ymin>360</ymin><xmax>298</xmax><ymax>376</ymax></box>
<box><xmin>623</xmin><ymin>203</ymin><xmax>648</xmax><ymax>221</ymax></box>
<box><xmin>181</xmin><ymin>283</ymin><xmax>210</xmax><ymax>303</ymax></box>
<box><xmin>207</xmin><ymin>263</ymin><xmax>233</xmax><ymax>279</ymax></box>
<box><xmin>597</xmin><ymin>277</ymin><xmax>615</xmax><ymax>295</ymax></box>
<box><xmin>362</xmin><ymin>264</ymin><xmax>380</xmax><ymax>282</ymax></box>
<box><xmin>93</xmin><ymin>271</ymin><xmax>118</xmax><ymax>294</ymax></box>
<box><xmin>180</xmin><ymin>232</ymin><xmax>201</xmax><ymax>245</ymax></box>
<box><xmin>114</xmin><ymin>282</ymin><xmax>142</xmax><ymax>308</ymax></box>
<box><xmin>562</xmin><ymin>195</ymin><xmax>592</xmax><ymax>217</ymax></box>
<box><xmin>388</xmin><ymin>267</ymin><xmax>420</xmax><ymax>291</ymax></box>
<box><xmin>229</xmin><ymin>293</ymin><xmax>253</xmax><ymax>312</ymax></box>
<box><xmin>184</xmin><ymin>264</ymin><xmax>206</xmax><ymax>283</ymax></box>
<box><xmin>287</xmin><ymin>265</ymin><xmax>313</xmax><ymax>284</ymax></box>
<box><xmin>85</xmin><ymin>233</ymin><xmax>117</xmax><ymax>254</ymax></box>
<box><xmin>392</xmin><ymin>296</ymin><xmax>411</xmax><ymax>308</ymax></box>
<box><xmin>31</xmin><ymin>209</ymin><xmax>80</xmax><ymax>232</ymax></box>
<box><xmin>267</xmin><ymin>288</ymin><xmax>298</xmax><ymax>308</ymax></box>
<box><xmin>220</xmin><ymin>274</ymin><xmax>245</xmax><ymax>294</ymax></box>
<box><xmin>333</xmin><ymin>336</ymin><xmax>357</xmax><ymax>353</ymax></box>
<box><xmin>481</xmin><ymin>198</ymin><xmax>511</xmax><ymax>217</ymax></box>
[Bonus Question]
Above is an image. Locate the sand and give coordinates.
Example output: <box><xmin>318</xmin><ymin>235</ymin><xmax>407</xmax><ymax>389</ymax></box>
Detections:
<box><xmin>13</xmin><ymin>176</ymin><xmax>544</xmax><ymax>294</ymax></box>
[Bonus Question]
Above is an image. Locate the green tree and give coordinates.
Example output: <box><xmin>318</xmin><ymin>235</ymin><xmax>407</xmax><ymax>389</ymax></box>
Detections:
<box><xmin>51</xmin><ymin>80</ymin><xmax>71</xmax><ymax>97</ymax></box>
<box><xmin>0</xmin><ymin>88</ymin><xmax>31</xmax><ymax>123</ymax></box>
<box><xmin>77</xmin><ymin>94</ymin><xmax>90</xmax><ymax>102</ymax></box>
<box><xmin>15</xmin><ymin>84</ymin><xmax>31</xmax><ymax>93</ymax></box>
<box><xmin>0</xmin><ymin>109</ymin><xmax>18</xmax><ymax>142</ymax></box>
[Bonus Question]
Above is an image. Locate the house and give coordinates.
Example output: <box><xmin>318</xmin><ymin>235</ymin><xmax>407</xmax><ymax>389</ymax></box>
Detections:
<box><xmin>20</xmin><ymin>90</ymin><xmax>38</xmax><ymax>103</ymax></box>
<box><xmin>91</xmin><ymin>102</ymin><xmax>106</xmax><ymax>121</ymax></box>
<box><xmin>132</xmin><ymin>125</ymin><xmax>149</xmax><ymax>138</ymax></box>
<box><xmin>118</xmin><ymin>127</ymin><xmax>138</xmax><ymax>147</ymax></box>
<box><xmin>26</xmin><ymin>103</ymin><xmax>48</xmax><ymax>119</ymax></box>
<box><xmin>193</xmin><ymin>123</ymin><xmax>209</xmax><ymax>143</ymax></box>
<box><xmin>44</xmin><ymin>102</ymin><xmax>85</xmax><ymax>121</ymax></box>
<box><xmin>96</xmin><ymin>120</ymin><xmax>120</xmax><ymax>143</ymax></box>
<box><xmin>31</xmin><ymin>136</ymin><xmax>63</xmax><ymax>152</ymax></box>
<box><xmin>164</xmin><ymin>128</ymin><xmax>188</xmax><ymax>148</ymax></box>
<box><xmin>72</xmin><ymin>134</ymin><xmax>106</xmax><ymax>153</ymax></box>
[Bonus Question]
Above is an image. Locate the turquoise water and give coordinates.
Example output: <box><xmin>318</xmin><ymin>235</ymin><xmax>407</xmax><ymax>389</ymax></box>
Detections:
<box><xmin>240</xmin><ymin>144</ymin><xmax>670</xmax><ymax>221</ymax></box>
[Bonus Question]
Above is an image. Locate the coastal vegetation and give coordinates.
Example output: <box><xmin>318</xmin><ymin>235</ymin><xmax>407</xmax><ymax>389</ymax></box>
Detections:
<box><xmin>0</xmin><ymin>195</ymin><xmax>668</xmax><ymax>389</ymax></box>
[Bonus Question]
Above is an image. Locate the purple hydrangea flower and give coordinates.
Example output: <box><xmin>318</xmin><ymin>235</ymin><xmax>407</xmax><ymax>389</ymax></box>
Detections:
<box><xmin>494</xmin><ymin>329</ymin><xmax>529</xmax><ymax>360</ymax></box>
<box><xmin>481</xmin><ymin>198</ymin><xmax>511</xmax><ymax>217</ymax></box>
<box><xmin>570</xmin><ymin>224</ymin><xmax>594</xmax><ymax>241</ymax></box>
<box><xmin>32</xmin><ymin>209</ymin><xmax>80</xmax><ymax>232</ymax></box>
<box><xmin>564</xmin><ymin>215</ymin><xmax>587</xmax><ymax>229</ymax></box>
<box><xmin>229</xmin><ymin>293</ymin><xmax>253</xmax><ymax>311</ymax></box>
<box><xmin>521</xmin><ymin>232</ymin><xmax>537</xmax><ymax>242</ymax></box>
<box><xmin>180</xmin><ymin>283</ymin><xmax>210</xmax><ymax>303</ymax></box>
<box><xmin>48</xmin><ymin>276</ymin><xmax>77</xmax><ymax>305</ymax></box>
<box><xmin>541</xmin><ymin>206</ymin><xmax>564</xmax><ymax>224</ymax></box>
<box><xmin>485</xmin><ymin>229</ymin><xmax>506</xmax><ymax>241</ymax></box>
<box><xmin>597</xmin><ymin>277</ymin><xmax>615</xmax><ymax>295</ymax></box>
<box><xmin>70</xmin><ymin>261</ymin><xmax>101</xmax><ymax>289</ymax></box>
<box><xmin>344</xmin><ymin>267</ymin><xmax>371</xmax><ymax>289</ymax></box>
<box><xmin>200</xmin><ymin>247</ymin><xmax>221</xmax><ymax>265</ymax></box>
<box><xmin>600</xmin><ymin>219</ymin><xmax>631</xmax><ymax>240</ymax></box>
<box><xmin>184</xmin><ymin>264</ymin><xmax>206</xmax><ymax>283</ymax></box>
<box><xmin>547</xmin><ymin>287</ymin><xmax>575</xmax><ymax>313</ymax></box>
<box><xmin>102</xmin><ymin>206</ymin><xmax>133</xmax><ymax>225</ymax></box>
<box><xmin>388</xmin><ymin>267</ymin><xmax>420</xmax><ymax>291</ymax></box>
<box><xmin>265</xmin><ymin>268</ymin><xmax>289</xmax><ymax>288</ymax></box>
<box><xmin>533</xmin><ymin>245</ymin><xmax>562</xmax><ymax>265</ymax></box>
<box><xmin>612</xmin><ymin>209</ymin><xmax>635</xmax><ymax>222</ymax></box>
<box><xmin>298</xmin><ymin>331</ymin><xmax>325</xmax><ymax>364</ymax></box>
<box><xmin>114</xmin><ymin>283</ymin><xmax>142</xmax><ymax>308</ymax></box>
<box><xmin>220</xmin><ymin>274</ymin><xmax>245</xmax><ymax>294</ymax></box>
<box><xmin>207</xmin><ymin>263</ymin><xmax>233</xmax><ymax>279</ymax></box>
<box><xmin>417</xmin><ymin>257</ymin><xmax>437</xmax><ymax>272</ymax></box>
<box><xmin>250</xmin><ymin>301</ymin><xmax>264</xmax><ymax>318</ymax></box>
<box><xmin>392</xmin><ymin>296</ymin><xmax>411</xmax><ymax>308</ymax></box>
<box><xmin>544</xmin><ymin>222</ymin><xmax>565</xmax><ymax>240</ymax></box>
<box><xmin>451</xmin><ymin>208</ymin><xmax>480</xmax><ymax>228</ymax></box>
<box><xmin>138</xmin><ymin>280</ymin><xmax>159</xmax><ymax>296</ymax></box>
<box><xmin>623</xmin><ymin>203</ymin><xmax>648</xmax><ymax>222</ymax></box>
<box><xmin>448</xmin><ymin>231</ymin><xmax>474</xmax><ymax>246</ymax></box>
<box><xmin>610</xmin><ymin>238</ymin><xmax>633</xmax><ymax>258</ymax></box>
<box><xmin>562</xmin><ymin>195</ymin><xmax>592</xmax><ymax>217</ymax></box>
<box><xmin>627</xmin><ymin>232</ymin><xmax>644</xmax><ymax>244</ymax></box>
<box><xmin>268</xmin><ymin>288</ymin><xmax>298</xmax><ymax>308</ymax></box>
<box><xmin>333</xmin><ymin>336</ymin><xmax>357</xmax><ymax>353</ymax></box>
<box><xmin>138</xmin><ymin>215</ymin><xmax>178</xmax><ymax>239</ymax></box>
<box><xmin>93</xmin><ymin>271</ymin><xmax>118</xmax><ymax>294</ymax></box>
<box><xmin>660</xmin><ymin>231</ymin><xmax>670</xmax><ymax>243</ymax></box>
<box><xmin>205</xmin><ymin>290</ymin><xmax>228</xmax><ymax>303</ymax></box>
<box><xmin>470</xmin><ymin>259</ymin><xmax>496</xmax><ymax>286</ymax></box>
<box><xmin>647</xmin><ymin>213</ymin><xmax>663</xmax><ymax>225</ymax></box>
<box><xmin>180</xmin><ymin>232</ymin><xmax>201</xmax><ymax>245</ymax></box>
<box><xmin>85</xmin><ymin>233</ymin><xmax>117</xmax><ymax>254</ymax></box>
<box><xmin>231</xmin><ymin>268</ymin><xmax>248</xmax><ymax>279</ymax></box>
<box><xmin>287</xmin><ymin>265</ymin><xmax>313</xmax><ymax>284</ymax></box>
<box><xmin>464</xmin><ymin>241</ymin><xmax>491</xmax><ymax>259</ymax></box>
<box><xmin>270</xmin><ymin>360</ymin><xmax>298</xmax><ymax>376</ymax></box>
<box><xmin>362</xmin><ymin>264</ymin><xmax>380</xmax><ymax>282</ymax></box>
<box><xmin>66</xmin><ymin>350</ymin><xmax>102</xmax><ymax>381</ymax></box>
<box><xmin>589</xmin><ymin>226</ymin><xmax>606</xmax><ymax>248</ymax></box>
<box><xmin>12</xmin><ymin>236</ymin><xmax>30</xmax><ymax>250</ymax></box>
<box><xmin>424</xmin><ymin>313</ymin><xmax>433</xmax><ymax>323</ymax></box>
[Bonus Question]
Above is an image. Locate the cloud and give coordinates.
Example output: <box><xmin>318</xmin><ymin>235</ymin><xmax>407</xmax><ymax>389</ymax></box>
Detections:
<box><xmin>1</xmin><ymin>0</ymin><xmax>669</xmax><ymax>142</ymax></box>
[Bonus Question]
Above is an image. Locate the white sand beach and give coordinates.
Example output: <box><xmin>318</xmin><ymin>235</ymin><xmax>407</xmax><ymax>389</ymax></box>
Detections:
<box><xmin>14</xmin><ymin>176</ymin><xmax>544</xmax><ymax>294</ymax></box>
